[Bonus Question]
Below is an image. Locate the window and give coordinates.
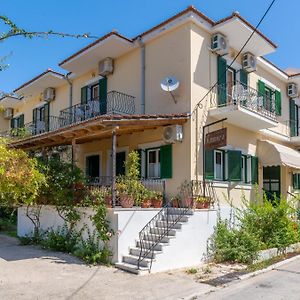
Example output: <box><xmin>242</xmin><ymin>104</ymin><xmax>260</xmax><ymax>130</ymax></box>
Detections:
<box><xmin>11</xmin><ymin>114</ymin><xmax>24</xmax><ymax>129</ymax></box>
<box><xmin>147</xmin><ymin>149</ymin><xmax>160</xmax><ymax>179</ymax></box>
<box><xmin>214</xmin><ymin>150</ymin><xmax>224</xmax><ymax>180</ymax></box>
<box><xmin>91</xmin><ymin>84</ymin><xmax>99</xmax><ymax>100</ymax></box>
<box><xmin>293</xmin><ymin>173</ymin><xmax>300</xmax><ymax>190</ymax></box>
<box><xmin>205</xmin><ymin>149</ymin><xmax>258</xmax><ymax>184</ymax></box>
<box><xmin>86</xmin><ymin>155</ymin><xmax>100</xmax><ymax>182</ymax></box>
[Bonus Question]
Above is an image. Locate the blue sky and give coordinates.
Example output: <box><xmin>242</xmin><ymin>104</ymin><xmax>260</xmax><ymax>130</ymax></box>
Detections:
<box><xmin>0</xmin><ymin>0</ymin><xmax>298</xmax><ymax>92</ymax></box>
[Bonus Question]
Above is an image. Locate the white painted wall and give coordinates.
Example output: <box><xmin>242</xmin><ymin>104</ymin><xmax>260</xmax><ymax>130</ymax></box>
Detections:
<box><xmin>17</xmin><ymin>206</ymin><xmax>160</xmax><ymax>263</ymax></box>
<box><xmin>150</xmin><ymin>210</ymin><xmax>218</xmax><ymax>273</ymax></box>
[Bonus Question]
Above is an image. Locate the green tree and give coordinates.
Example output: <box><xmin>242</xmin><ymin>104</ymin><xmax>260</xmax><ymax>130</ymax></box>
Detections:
<box><xmin>0</xmin><ymin>138</ymin><xmax>46</xmax><ymax>207</ymax></box>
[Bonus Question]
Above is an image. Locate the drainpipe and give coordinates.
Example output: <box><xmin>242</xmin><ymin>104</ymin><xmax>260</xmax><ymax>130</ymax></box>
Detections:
<box><xmin>64</xmin><ymin>72</ymin><xmax>73</xmax><ymax>108</ymax></box>
<box><xmin>137</xmin><ymin>36</ymin><xmax>145</xmax><ymax>114</ymax></box>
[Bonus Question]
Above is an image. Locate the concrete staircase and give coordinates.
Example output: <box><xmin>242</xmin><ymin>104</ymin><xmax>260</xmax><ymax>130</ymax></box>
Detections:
<box><xmin>115</xmin><ymin>208</ymin><xmax>193</xmax><ymax>275</ymax></box>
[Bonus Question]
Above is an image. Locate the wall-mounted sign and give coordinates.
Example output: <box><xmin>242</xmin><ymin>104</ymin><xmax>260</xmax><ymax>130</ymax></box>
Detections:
<box><xmin>205</xmin><ymin>128</ymin><xmax>227</xmax><ymax>150</ymax></box>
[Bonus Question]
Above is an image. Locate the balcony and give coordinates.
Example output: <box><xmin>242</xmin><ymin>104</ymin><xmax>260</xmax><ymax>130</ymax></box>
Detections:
<box><xmin>209</xmin><ymin>83</ymin><xmax>278</xmax><ymax>131</ymax></box>
<box><xmin>60</xmin><ymin>91</ymin><xmax>135</xmax><ymax>126</ymax></box>
<box><xmin>1</xmin><ymin>91</ymin><xmax>135</xmax><ymax>140</ymax></box>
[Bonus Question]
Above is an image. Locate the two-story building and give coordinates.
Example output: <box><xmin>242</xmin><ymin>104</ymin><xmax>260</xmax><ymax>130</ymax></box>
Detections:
<box><xmin>2</xmin><ymin>5</ymin><xmax>300</xmax><ymax>273</ymax></box>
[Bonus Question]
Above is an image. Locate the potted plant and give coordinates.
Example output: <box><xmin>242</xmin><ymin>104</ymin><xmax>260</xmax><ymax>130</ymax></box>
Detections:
<box><xmin>141</xmin><ymin>189</ymin><xmax>152</xmax><ymax>208</ymax></box>
<box><xmin>171</xmin><ymin>196</ymin><xmax>180</xmax><ymax>208</ymax></box>
<box><xmin>194</xmin><ymin>196</ymin><xmax>211</xmax><ymax>209</ymax></box>
<box><xmin>151</xmin><ymin>191</ymin><xmax>163</xmax><ymax>208</ymax></box>
<box><xmin>116</xmin><ymin>178</ymin><xmax>135</xmax><ymax>208</ymax></box>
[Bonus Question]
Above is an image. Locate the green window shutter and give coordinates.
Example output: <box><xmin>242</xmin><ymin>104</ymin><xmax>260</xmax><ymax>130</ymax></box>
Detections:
<box><xmin>44</xmin><ymin>103</ymin><xmax>50</xmax><ymax>131</ymax></box>
<box><xmin>10</xmin><ymin>118</ymin><xmax>15</xmax><ymax>129</ymax></box>
<box><xmin>160</xmin><ymin>144</ymin><xmax>172</xmax><ymax>179</ymax></box>
<box><xmin>19</xmin><ymin>114</ymin><xmax>24</xmax><ymax>128</ymax></box>
<box><xmin>290</xmin><ymin>99</ymin><xmax>297</xmax><ymax>137</ymax></box>
<box><xmin>217</xmin><ymin>56</ymin><xmax>227</xmax><ymax>106</ymax></box>
<box><xmin>251</xmin><ymin>156</ymin><xmax>259</xmax><ymax>184</ymax></box>
<box><xmin>275</xmin><ymin>90</ymin><xmax>282</xmax><ymax>116</ymax></box>
<box><xmin>258</xmin><ymin>80</ymin><xmax>266</xmax><ymax>106</ymax></box>
<box><xmin>205</xmin><ymin>149</ymin><xmax>214</xmax><ymax>180</ymax></box>
<box><xmin>227</xmin><ymin>150</ymin><xmax>242</xmax><ymax>181</ymax></box>
<box><xmin>240</xmin><ymin>69</ymin><xmax>248</xmax><ymax>87</ymax></box>
<box><xmin>81</xmin><ymin>86</ymin><xmax>88</xmax><ymax>105</ymax></box>
<box><xmin>99</xmin><ymin>77</ymin><xmax>107</xmax><ymax>114</ymax></box>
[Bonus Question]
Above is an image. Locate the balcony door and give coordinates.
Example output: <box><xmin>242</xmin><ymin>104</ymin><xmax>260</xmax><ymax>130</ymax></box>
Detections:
<box><xmin>86</xmin><ymin>154</ymin><xmax>100</xmax><ymax>184</ymax></box>
<box><xmin>33</xmin><ymin>103</ymin><xmax>50</xmax><ymax>134</ymax></box>
<box><xmin>226</xmin><ymin>67</ymin><xmax>236</xmax><ymax>104</ymax></box>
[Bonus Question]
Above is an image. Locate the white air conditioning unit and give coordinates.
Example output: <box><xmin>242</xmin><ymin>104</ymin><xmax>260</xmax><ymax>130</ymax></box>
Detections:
<box><xmin>43</xmin><ymin>87</ymin><xmax>55</xmax><ymax>102</ymax></box>
<box><xmin>163</xmin><ymin>125</ymin><xmax>183</xmax><ymax>143</ymax></box>
<box><xmin>98</xmin><ymin>57</ymin><xmax>114</xmax><ymax>76</ymax></box>
<box><xmin>287</xmin><ymin>83</ymin><xmax>298</xmax><ymax>98</ymax></box>
<box><xmin>211</xmin><ymin>33</ymin><xmax>229</xmax><ymax>55</ymax></box>
<box><xmin>242</xmin><ymin>52</ymin><xmax>257</xmax><ymax>72</ymax></box>
<box><xmin>3</xmin><ymin>107</ymin><xmax>13</xmax><ymax>119</ymax></box>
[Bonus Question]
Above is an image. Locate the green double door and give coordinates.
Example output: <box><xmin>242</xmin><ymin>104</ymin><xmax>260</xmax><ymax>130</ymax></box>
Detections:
<box><xmin>263</xmin><ymin>166</ymin><xmax>281</xmax><ymax>202</ymax></box>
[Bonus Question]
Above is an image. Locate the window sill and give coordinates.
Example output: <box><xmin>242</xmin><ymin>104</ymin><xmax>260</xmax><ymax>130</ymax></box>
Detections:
<box><xmin>212</xmin><ymin>181</ymin><xmax>253</xmax><ymax>190</ymax></box>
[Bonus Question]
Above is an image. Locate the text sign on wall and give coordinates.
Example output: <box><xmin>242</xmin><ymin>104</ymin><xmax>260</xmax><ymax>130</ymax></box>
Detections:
<box><xmin>205</xmin><ymin>128</ymin><xmax>227</xmax><ymax>150</ymax></box>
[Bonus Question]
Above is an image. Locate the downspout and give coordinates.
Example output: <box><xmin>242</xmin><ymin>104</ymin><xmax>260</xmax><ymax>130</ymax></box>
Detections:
<box><xmin>137</xmin><ymin>36</ymin><xmax>145</xmax><ymax>114</ymax></box>
<box><xmin>64</xmin><ymin>72</ymin><xmax>73</xmax><ymax>108</ymax></box>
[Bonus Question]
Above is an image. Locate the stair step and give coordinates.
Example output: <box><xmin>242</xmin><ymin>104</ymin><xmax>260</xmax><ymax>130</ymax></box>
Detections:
<box><xmin>150</xmin><ymin>227</ymin><xmax>176</xmax><ymax>236</ymax></box>
<box><xmin>143</xmin><ymin>233</ymin><xmax>175</xmax><ymax>243</ymax></box>
<box><xmin>129</xmin><ymin>247</ymin><xmax>162</xmax><ymax>259</ymax></box>
<box><xmin>136</xmin><ymin>240</ymin><xmax>166</xmax><ymax>251</ymax></box>
<box><xmin>115</xmin><ymin>262</ymin><xmax>149</xmax><ymax>275</ymax></box>
<box><xmin>161</xmin><ymin>215</ymin><xmax>189</xmax><ymax>222</ymax></box>
<box><xmin>156</xmin><ymin>221</ymin><xmax>183</xmax><ymax>229</ymax></box>
<box><xmin>166</xmin><ymin>209</ymin><xmax>193</xmax><ymax>216</ymax></box>
<box><xmin>123</xmin><ymin>255</ymin><xmax>152</xmax><ymax>268</ymax></box>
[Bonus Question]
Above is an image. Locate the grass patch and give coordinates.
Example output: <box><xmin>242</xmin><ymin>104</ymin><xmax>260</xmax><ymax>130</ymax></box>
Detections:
<box><xmin>186</xmin><ymin>268</ymin><xmax>198</xmax><ymax>275</ymax></box>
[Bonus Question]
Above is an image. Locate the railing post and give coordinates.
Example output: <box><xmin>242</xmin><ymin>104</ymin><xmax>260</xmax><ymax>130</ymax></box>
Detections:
<box><xmin>111</xmin><ymin>128</ymin><xmax>118</xmax><ymax>208</ymax></box>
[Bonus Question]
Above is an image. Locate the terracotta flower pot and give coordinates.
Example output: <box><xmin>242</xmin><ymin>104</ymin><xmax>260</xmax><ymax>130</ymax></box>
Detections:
<box><xmin>120</xmin><ymin>194</ymin><xmax>134</xmax><ymax>208</ymax></box>
<box><xmin>152</xmin><ymin>198</ymin><xmax>163</xmax><ymax>208</ymax></box>
<box><xmin>183</xmin><ymin>197</ymin><xmax>195</xmax><ymax>208</ymax></box>
<box><xmin>74</xmin><ymin>182</ymin><xmax>84</xmax><ymax>190</ymax></box>
<box><xmin>105</xmin><ymin>195</ymin><xmax>112</xmax><ymax>208</ymax></box>
<box><xmin>172</xmin><ymin>199</ymin><xmax>180</xmax><ymax>208</ymax></box>
<box><xmin>141</xmin><ymin>199</ymin><xmax>152</xmax><ymax>208</ymax></box>
<box><xmin>196</xmin><ymin>201</ymin><xmax>210</xmax><ymax>209</ymax></box>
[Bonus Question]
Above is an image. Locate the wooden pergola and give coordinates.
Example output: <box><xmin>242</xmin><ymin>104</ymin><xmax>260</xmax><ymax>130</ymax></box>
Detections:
<box><xmin>10</xmin><ymin>113</ymin><xmax>189</xmax><ymax>206</ymax></box>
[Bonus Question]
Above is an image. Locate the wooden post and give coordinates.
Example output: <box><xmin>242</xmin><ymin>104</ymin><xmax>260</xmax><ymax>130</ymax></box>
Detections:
<box><xmin>72</xmin><ymin>139</ymin><xmax>77</xmax><ymax>167</ymax></box>
<box><xmin>111</xmin><ymin>129</ymin><xmax>117</xmax><ymax>207</ymax></box>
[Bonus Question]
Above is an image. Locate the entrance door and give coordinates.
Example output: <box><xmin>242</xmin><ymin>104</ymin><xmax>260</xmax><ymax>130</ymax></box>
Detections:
<box><xmin>86</xmin><ymin>155</ymin><xmax>100</xmax><ymax>183</ymax></box>
<box><xmin>116</xmin><ymin>152</ymin><xmax>126</xmax><ymax>176</ymax></box>
<box><xmin>263</xmin><ymin>166</ymin><xmax>281</xmax><ymax>202</ymax></box>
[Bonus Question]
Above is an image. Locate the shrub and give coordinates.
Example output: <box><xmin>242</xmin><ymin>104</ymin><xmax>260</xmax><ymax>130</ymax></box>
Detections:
<box><xmin>209</xmin><ymin>194</ymin><xmax>300</xmax><ymax>264</ymax></box>
<box><xmin>40</xmin><ymin>225</ymin><xmax>80</xmax><ymax>253</ymax></box>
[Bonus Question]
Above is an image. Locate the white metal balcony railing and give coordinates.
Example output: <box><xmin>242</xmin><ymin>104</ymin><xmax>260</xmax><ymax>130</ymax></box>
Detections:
<box><xmin>210</xmin><ymin>82</ymin><xmax>277</xmax><ymax>121</ymax></box>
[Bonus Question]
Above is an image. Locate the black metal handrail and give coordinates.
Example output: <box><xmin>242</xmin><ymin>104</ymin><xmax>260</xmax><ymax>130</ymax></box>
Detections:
<box><xmin>60</xmin><ymin>91</ymin><xmax>135</xmax><ymax>126</ymax></box>
<box><xmin>3</xmin><ymin>116</ymin><xmax>66</xmax><ymax>139</ymax></box>
<box><xmin>211</xmin><ymin>82</ymin><xmax>277</xmax><ymax>121</ymax></box>
<box><xmin>137</xmin><ymin>180</ymin><xmax>216</xmax><ymax>271</ymax></box>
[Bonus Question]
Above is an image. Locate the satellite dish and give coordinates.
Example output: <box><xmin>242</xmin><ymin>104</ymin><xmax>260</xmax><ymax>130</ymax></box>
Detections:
<box><xmin>160</xmin><ymin>76</ymin><xmax>180</xmax><ymax>103</ymax></box>
<box><xmin>161</xmin><ymin>76</ymin><xmax>180</xmax><ymax>92</ymax></box>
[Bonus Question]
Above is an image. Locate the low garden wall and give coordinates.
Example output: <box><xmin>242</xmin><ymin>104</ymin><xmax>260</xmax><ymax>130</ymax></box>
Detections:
<box><xmin>18</xmin><ymin>206</ymin><xmax>161</xmax><ymax>263</ymax></box>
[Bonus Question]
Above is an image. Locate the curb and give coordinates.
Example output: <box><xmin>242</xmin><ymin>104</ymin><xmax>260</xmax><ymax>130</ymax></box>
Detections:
<box><xmin>238</xmin><ymin>254</ymin><xmax>300</xmax><ymax>280</ymax></box>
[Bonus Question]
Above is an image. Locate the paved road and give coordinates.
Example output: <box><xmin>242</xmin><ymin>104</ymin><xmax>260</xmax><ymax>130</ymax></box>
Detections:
<box><xmin>198</xmin><ymin>256</ymin><xmax>300</xmax><ymax>300</ymax></box>
<box><xmin>0</xmin><ymin>234</ymin><xmax>212</xmax><ymax>300</ymax></box>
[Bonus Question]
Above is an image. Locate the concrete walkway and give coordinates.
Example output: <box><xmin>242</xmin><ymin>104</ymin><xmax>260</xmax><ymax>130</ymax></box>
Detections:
<box><xmin>0</xmin><ymin>234</ymin><xmax>213</xmax><ymax>300</ymax></box>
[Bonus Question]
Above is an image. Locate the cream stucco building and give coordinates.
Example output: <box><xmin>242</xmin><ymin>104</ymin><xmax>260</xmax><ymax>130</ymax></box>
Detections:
<box><xmin>2</xmin><ymin>6</ymin><xmax>300</xmax><ymax>210</ymax></box>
